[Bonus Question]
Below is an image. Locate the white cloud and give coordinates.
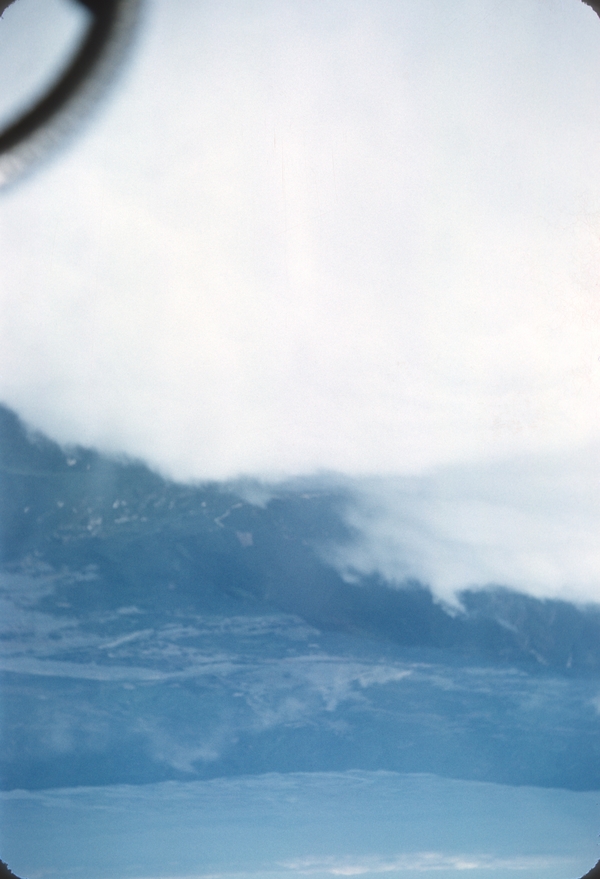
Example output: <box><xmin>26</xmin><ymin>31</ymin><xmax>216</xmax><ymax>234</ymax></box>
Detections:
<box><xmin>2</xmin><ymin>0</ymin><xmax>600</xmax><ymax>477</ymax></box>
<box><xmin>279</xmin><ymin>853</ymin><xmax>569</xmax><ymax>876</ymax></box>
<box><xmin>3</xmin><ymin>0</ymin><xmax>600</xmax><ymax>602</ymax></box>
<box><xmin>324</xmin><ymin>447</ymin><xmax>600</xmax><ymax>605</ymax></box>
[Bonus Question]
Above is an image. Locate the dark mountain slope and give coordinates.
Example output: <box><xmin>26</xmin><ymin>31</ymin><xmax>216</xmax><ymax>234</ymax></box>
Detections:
<box><xmin>2</xmin><ymin>404</ymin><xmax>600</xmax><ymax>674</ymax></box>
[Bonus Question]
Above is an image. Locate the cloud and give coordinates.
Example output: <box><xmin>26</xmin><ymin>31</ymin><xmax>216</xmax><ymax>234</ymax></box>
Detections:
<box><xmin>2</xmin><ymin>0</ymin><xmax>600</xmax><ymax>481</ymax></box>
<box><xmin>239</xmin><ymin>657</ymin><xmax>413</xmax><ymax>723</ymax></box>
<box><xmin>3</xmin><ymin>0</ymin><xmax>600</xmax><ymax>604</ymax></box>
<box><xmin>323</xmin><ymin>447</ymin><xmax>600</xmax><ymax>605</ymax></box>
<box><xmin>279</xmin><ymin>853</ymin><xmax>569</xmax><ymax>876</ymax></box>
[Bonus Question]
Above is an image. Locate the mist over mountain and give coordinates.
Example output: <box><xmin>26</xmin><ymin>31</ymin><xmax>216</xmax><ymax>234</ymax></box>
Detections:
<box><xmin>1</xmin><ymin>403</ymin><xmax>600</xmax><ymax>794</ymax></box>
<box><xmin>4</xmin><ymin>402</ymin><xmax>600</xmax><ymax>672</ymax></box>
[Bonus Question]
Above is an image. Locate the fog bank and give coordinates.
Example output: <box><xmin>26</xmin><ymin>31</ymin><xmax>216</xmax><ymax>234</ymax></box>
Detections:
<box><xmin>2</xmin><ymin>0</ymin><xmax>600</xmax><ymax>602</ymax></box>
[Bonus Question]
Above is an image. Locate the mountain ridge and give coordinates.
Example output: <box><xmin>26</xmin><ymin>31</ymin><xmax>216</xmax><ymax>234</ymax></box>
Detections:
<box><xmin>2</xmin><ymin>403</ymin><xmax>600</xmax><ymax>676</ymax></box>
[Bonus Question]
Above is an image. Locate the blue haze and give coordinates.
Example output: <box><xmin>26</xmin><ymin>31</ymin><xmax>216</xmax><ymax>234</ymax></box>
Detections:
<box><xmin>0</xmin><ymin>405</ymin><xmax>600</xmax><ymax>877</ymax></box>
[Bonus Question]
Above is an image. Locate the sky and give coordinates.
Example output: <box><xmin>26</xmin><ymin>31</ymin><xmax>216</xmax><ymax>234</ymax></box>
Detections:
<box><xmin>2</xmin><ymin>0</ymin><xmax>600</xmax><ymax>604</ymax></box>
<box><xmin>2</xmin><ymin>772</ymin><xmax>599</xmax><ymax>879</ymax></box>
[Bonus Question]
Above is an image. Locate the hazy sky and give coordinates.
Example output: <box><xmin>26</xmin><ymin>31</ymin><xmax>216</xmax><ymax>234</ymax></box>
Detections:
<box><xmin>2</xmin><ymin>0</ymin><xmax>600</xmax><ymax>604</ymax></box>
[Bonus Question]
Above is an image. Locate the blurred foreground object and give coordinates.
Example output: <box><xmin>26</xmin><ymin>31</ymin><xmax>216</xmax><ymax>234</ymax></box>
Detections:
<box><xmin>0</xmin><ymin>1</ymin><xmax>17</xmax><ymax>17</ymax></box>
<box><xmin>0</xmin><ymin>858</ymin><xmax>22</xmax><ymax>879</ymax></box>
<box><xmin>579</xmin><ymin>861</ymin><xmax>600</xmax><ymax>879</ymax></box>
<box><xmin>0</xmin><ymin>0</ymin><xmax>142</xmax><ymax>189</ymax></box>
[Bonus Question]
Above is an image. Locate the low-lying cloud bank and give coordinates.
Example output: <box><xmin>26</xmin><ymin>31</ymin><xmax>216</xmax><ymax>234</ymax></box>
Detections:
<box><xmin>321</xmin><ymin>447</ymin><xmax>600</xmax><ymax>607</ymax></box>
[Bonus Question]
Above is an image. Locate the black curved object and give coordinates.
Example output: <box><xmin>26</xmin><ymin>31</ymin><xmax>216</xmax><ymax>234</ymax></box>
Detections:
<box><xmin>0</xmin><ymin>0</ymin><xmax>142</xmax><ymax>188</ymax></box>
<box><xmin>0</xmin><ymin>858</ymin><xmax>22</xmax><ymax>879</ymax></box>
<box><xmin>584</xmin><ymin>0</ymin><xmax>600</xmax><ymax>17</ymax></box>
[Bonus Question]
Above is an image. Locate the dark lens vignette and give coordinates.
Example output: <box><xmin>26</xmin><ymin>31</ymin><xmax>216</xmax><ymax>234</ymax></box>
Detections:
<box><xmin>0</xmin><ymin>0</ymin><xmax>142</xmax><ymax>189</ymax></box>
